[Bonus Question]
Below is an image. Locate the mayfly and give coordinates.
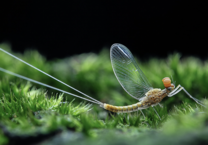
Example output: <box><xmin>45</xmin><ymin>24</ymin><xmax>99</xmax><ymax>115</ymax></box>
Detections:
<box><xmin>0</xmin><ymin>43</ymin><xmax>205</xmax><ymax>119</ymax></box>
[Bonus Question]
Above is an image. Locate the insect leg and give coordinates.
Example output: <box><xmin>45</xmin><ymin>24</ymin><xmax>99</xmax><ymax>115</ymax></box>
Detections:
<box><xmin>168</xmin><ymin>84</ymin><xmax>181</xmax><ymax>96</ymax></box>
<box><xmin>168</xmin><ymin>86</ymin><xmax>182</xmax><ymax>97</ymax></box>
<box><xmin>140</xmin><ymin>110</ymin><xmax>145</xmax><ymax>118</ymax></box>
<box><xmin>158</xmin><ymin>103</ymin><xmax>163</xmax><ymax>108</ymax></box>
<box><xmin>168</xmin><ymin>85</ymin><xmax>206</xmax><ymax>107</ymax></box>
<box><xmin>152</xmin><ymin>107</ymin><xmax>161</xmax><ymax>120</ymax></box>
<box><xmin>181</xmin><ymin>87</ymin><xmax>206</xmax><ymax>107</ymax></box>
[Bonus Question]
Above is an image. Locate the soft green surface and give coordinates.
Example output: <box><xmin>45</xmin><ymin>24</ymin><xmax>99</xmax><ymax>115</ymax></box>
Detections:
<box><xmin>0</xmin><ymin>43</ymin><xmax>208</xmax><ymax>145</ymax></box>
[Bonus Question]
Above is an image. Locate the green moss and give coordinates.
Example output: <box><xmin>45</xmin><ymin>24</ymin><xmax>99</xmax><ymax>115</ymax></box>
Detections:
<box><xmin>0</xmin><ymin>43</ymin><xmax>208</xmax><ymax>144</ymax></box>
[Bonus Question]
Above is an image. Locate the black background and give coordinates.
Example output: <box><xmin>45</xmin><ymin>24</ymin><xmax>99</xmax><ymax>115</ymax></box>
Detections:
<box><xmin>0</xmin><ymin>1</ymin><xmax>207</xmax><ymax>60</ymax></box>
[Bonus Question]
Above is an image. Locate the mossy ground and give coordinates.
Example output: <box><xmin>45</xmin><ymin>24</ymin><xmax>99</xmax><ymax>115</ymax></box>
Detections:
<box><xmin>0</xmin><ymin>43</ymin><xmax>208</xmax><ymax>145</ymax></box>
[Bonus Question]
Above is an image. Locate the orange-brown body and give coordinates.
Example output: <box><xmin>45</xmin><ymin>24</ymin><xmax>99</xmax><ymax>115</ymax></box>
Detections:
<box><xmin>103</xmin><ymin>88</ymin><xmax>170</xmax><ymax>113</ymax></box>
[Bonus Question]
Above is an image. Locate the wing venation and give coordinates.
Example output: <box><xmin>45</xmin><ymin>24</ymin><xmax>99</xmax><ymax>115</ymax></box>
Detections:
<box><xmin>110</xmin><ymin>43</ymin><xmax>153</xmax><ymax>100</ymax></box>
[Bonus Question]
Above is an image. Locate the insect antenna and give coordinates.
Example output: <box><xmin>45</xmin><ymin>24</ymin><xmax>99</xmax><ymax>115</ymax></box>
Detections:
<box><xmin>171</xmin><ymin>75</ymin><xmax>176</xmax><ymax>86</ymax></box>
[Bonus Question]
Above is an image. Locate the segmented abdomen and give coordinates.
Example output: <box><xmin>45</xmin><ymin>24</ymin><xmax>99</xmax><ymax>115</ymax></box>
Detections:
<box><xmin>104</xmin><ymin>102</ymin><xmax>142</xmax><ymax>113</ymax></box>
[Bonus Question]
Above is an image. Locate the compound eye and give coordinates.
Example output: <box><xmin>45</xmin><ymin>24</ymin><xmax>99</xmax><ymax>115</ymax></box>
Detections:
<box><xmin>162</xmin><ymin>77</ymin><xmax>171</xmax><ymax>88</ymax></box>
<box><xmin>167</xmin><ymin>87</ymin><xmax>171</xmax><ymax>91</ymax></box>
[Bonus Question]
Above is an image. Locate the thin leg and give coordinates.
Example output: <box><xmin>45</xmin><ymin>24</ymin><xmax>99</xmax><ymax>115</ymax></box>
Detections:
<box><xmin>140</xmin><ymin>110</ymin><xmax>145</xmax><ymax>119</ymax></box>
<box><xmin>126</xmin><ymin>113</ymin><xmax>129</xmax><ymax>120</ymax></box>
<box><xmin>168</xmin><ymin>87</ymin><xmax>183</xmax><ymax>97</ymax></box>
<box><xmin>129</xmin><ymin>112</ymin><xmax>132</xmax><ymax>118</ymax></box>
<box><xmin>168</xmin><ymin>85</ymin><xmax>206</xmax><ymax>108</ymax></box>
<box><xmin>170</xmin><ymin>84</ymin><xmax>181</xmax><ymax>93</ymax></box>
<box><xmin>158</xmin><ymin>103</ymin><xmax>163</xmax><ymax>108</ymax></box>
<box><xmin>168</xmin><ymin>85</ymin><xmax>181</xmax><ymax>96</ymax></box>
<box><xmin>181</xmin><ymin>87</ymin><xmax>206</xmax><ymax>108</ymax></box>
<box><xmin>152</xmin><ymin>107</ymin><xmax>161</xmax><ymax>120</ymax></box>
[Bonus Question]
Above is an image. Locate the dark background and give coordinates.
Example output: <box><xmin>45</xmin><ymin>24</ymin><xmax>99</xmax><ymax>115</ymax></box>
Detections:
<box><xmin>0</xmin><ymin>1</ymin><xmax>207</xmax><ymax>60</ymax></box>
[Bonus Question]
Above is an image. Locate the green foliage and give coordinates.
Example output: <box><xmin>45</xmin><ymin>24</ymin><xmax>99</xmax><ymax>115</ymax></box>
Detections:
<box><xmin>0</xmin><ymin>43</ymin><xmax>208</xmax><ymax>144</ymax></box>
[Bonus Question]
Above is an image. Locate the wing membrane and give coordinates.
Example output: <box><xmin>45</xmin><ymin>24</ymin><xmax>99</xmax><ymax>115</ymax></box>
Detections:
<box><xmin>110</xmin><ymin>43</ymin><xmax>153</xmax><ymax>100</ymax></box>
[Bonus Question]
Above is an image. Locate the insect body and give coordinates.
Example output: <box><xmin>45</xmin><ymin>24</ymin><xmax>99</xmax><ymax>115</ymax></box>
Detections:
<box><xmin>103</xmin><ymin>79</ymin><xmax>173</xmax><ymax>113</ymax></box>
<box><xmin>102</xmin><ymin>44</ymin><xmax>176</xmax><ymax>114</ymax></box>
<box><xmin>103</xmin><ymin>88</ymin><xmax>167</xmax><ymax>113</ymax></box>
<box><xmin>0</xmin><ymin>44</ymin><xmax>205</xmax><ymax>118</ymax></box>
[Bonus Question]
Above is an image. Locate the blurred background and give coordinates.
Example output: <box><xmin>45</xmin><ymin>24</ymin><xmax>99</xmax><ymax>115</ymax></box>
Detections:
<box><xmin>0</xmin><ymin>0</ymin><xmax>207</xmax><ymax>60</ymax></box>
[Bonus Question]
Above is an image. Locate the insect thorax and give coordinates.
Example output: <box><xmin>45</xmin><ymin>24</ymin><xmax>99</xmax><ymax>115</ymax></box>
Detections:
<box><xmin>141</xmin><ymin>88</ymin><xmax>168</xmax><ymax>107</ymax></box>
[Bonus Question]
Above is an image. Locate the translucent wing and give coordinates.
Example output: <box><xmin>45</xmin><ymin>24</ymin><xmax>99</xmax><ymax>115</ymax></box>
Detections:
<box><xmin>110</xmin><ymin>43</ymin><xmax>153</xmax><ymax>100</ymax></box>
